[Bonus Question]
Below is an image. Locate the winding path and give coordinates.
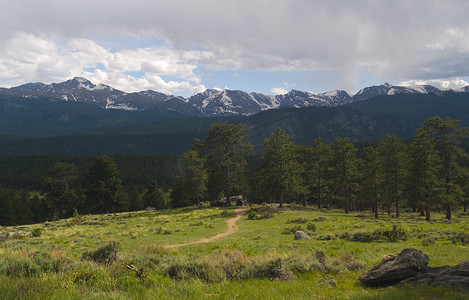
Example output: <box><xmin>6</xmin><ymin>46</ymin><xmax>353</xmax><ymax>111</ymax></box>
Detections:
<box><xmin>163</xmin><ymin>208</ymin><xmax>248</xmax><ymax>249</ymax></box>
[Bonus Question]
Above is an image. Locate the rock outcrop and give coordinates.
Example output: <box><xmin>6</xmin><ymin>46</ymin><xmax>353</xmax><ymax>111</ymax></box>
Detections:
<box><xmin>359</xmin><ymin>248</ymin><xmax>469</xmax><ymax>287</ymax></box>
<box><xmin>359</xmin><ymin>248</ymin><xmax>429</xmax><ymax>286</ymax></box>
<box><xmin>401</xmin><ymin>260</ymin><xmax>469</xmax><ymax>286</ymax></box>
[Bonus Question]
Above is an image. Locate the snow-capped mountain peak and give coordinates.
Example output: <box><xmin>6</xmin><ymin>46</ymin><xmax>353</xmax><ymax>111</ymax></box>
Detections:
<box><xmin>3</xmin><ymin>77</ymin><xmax>466</xmax><ymax>115</ymax></box>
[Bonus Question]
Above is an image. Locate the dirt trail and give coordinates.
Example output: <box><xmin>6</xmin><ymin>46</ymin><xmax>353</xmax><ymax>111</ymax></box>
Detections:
<box><xmin>163</xmin><ymin>208</ymin><xmax>248</xmax><ymax>249</ymax></box>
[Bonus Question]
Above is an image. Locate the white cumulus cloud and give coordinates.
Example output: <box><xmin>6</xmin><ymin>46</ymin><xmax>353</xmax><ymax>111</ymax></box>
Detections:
<box><xmin>398</xmin><ymin>77</ymin><xmax>469</xmax><ymax>90</ymax></box>
<box><xmin>0</xmin><ymin>32</ymin><xmax>209</xmax><ymax>95</ymax></box>
<box><xmin>271</xmin><ymin>87</ymin><xmax>288</xmax><ymax>95</ymax></box>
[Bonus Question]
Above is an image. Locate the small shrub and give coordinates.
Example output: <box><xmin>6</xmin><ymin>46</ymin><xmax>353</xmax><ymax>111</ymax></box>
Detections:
<box><xmin>382</xmin><ymin>225</ymin><xmax>407</xmax><ymax>242</ymax></box>
<box><xmin>339</xmin><ymin>225</ymin><xmax>407</xmax><ymax>243</ymax></box>
<box><xmin>422</xmin><ymin>237</ymin><xmax>436</xmax><ymax>246</ymax></box>
<box><xmin>306</xmin><ymin>222</ymin><xmax>316</xmax><ymax>232</ymax></box>
<box><xmin>166</xmin><ymin>261</ymin><xmax>225</xmax><ymax>283</ymax></box>
<box><xmin>67</xmin><ymin>265</ymin><xmax>107</xmax><ymax>286</ymax></box>
<box><xmin>284</xmin><ymin>254</ymin><xmax>314</xmax><ymax>273</ymax></box>
<box><xmin>2</xmin><ymin>254</ymin><xmax>39</xmax><ymax>277</ymax></box>
<box><xmin>317</xmin><ymin>234</ymin><xmax>337</xmax><ymax>240</ymax></box>
<box><xmin>341</xmin><ymin>253</ymin><xmax>363</xmax><ymax>271</ymax></box>
<box><xmin>82</xmin><ymin>241</ymin><xmax>119</xmax><ymax>265</ymax></box>
<box><xmin>450</xmin><ymin>232</ymin><xmax>469</xmax><ymax>244</ymax></box>
<box><xmin>247</xmin><ymin>205</ymin><xmax>276</xmax><ymax>220</ymax></box>
<box><xmin>315</xmin><ymin>249</ymin><xmax>328</xmax><ymax>266</ymax></box>
<box><xmin>283</xmin><ymin>226</ymin><xmax>303</xmax><ymax>234</ymax></box>
<box><xmin>286</xmin><ymin>218</ymin><xmax>308</xmax><ymax>224</ymax></box>
<box><xmin>31</xmin><ymin>228</ymin><xmax>42</xmax><ymax>237</ymax></box>
<box><xmin>0</xmin><ymin>232</ymin><xmax>8</xmax><ymax>242</ymax></box>
<box><xmin>252</xmin><ymin>259</ymin><xmax>292</xmax><ymax>281</ymax></box>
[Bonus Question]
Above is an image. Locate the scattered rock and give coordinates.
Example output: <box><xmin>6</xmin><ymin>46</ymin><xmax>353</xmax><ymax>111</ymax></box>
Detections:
<box><xmin>294</xmin><ymin>231</ymin><xmax>310</xmax><ymax>240</ymax></box>
<box><xmin>145</xmin><ymin>206</ymin><xmax>155</xmax><ymax>211</ymax></box>
<box><xmin>319</xmin><ymin>276</ymin><xmax>337</xmax><ymax>286</ymax></box>
<box><xmin>211</xmin><ymin>199</ymin><xmax>230</xmax><ymax>207</ymax></box>
<box><xmin>236</xmin><ymin>198</ymin><xmax>246</xmax><ymax>206</ymax></box>
<box><xmin>359</xmin><ymin>248</ymin><xmax>429</xmax><ymax>286</ymax></box>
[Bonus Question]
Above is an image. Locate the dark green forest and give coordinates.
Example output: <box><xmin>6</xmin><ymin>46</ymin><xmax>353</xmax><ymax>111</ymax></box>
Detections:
<box><xmin>2</xmin><ymin>91</ymin><xmax>469</xmax><ymax>156</ymax></box>
<box><xmin>1</xmin><ymin>116</ymin><xmax>468</xmax><ymax>226</ymax></box>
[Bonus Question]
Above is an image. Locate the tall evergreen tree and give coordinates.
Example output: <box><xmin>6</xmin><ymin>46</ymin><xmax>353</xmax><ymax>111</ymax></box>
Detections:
<box><xmin>423</xmin><ymin>116</ymin><xmax>469</xmax><ymax>220</ymax></box>
<box><xmin>359</xmin><ymin>146</ymin><xmax>381</xmax><ymax>218</ymax></box>
<box><xmin>260</xmin><ymin>128</ymin><xmax>304</xmax><ymax>207</ymax></box>
<box><xmin>310</xmin><ymin>138</ymin><xmax>332</xmax><ymax>209</ymax></box>
<box><xmin>204</xmin><ymin>123</ymin><xmax>252</xmax><ymax>204</ymax></box>
<box><xmin>143</xmin><ymin>180</ymin><xmax>166</xmax><ymax>209</ymax></box>
<box><xmin>86</xmin><ymin>155</ymin><xmax>125</xmax><ymax>214</ymax></box>
<box><xmin>330</xmin><ymin>137</ymin><xmax>359</xmax><ymax>213</ymax></box>
<box><xmin>181</xmin><ymin>149</ymin><xmax>208</xmax><ymax>205</ymax></box>
<box><xmin>42</xmin><ymin>162</ymin><xmax>78</xmax><ymax>219</ymax></box>
<box><xmin>456</xmin><ymin>167</ymin><xmax>469</xmax><ymax>212</ymax></box>
<box><xmin>377</xmin><ymin>134</ymin><xmax>407</xmax><ymax>217</ymax></box>
<box><xmin>406</xmin><ymin>128</ymin><xmax>442</xmax><ymax>221</ymax></box>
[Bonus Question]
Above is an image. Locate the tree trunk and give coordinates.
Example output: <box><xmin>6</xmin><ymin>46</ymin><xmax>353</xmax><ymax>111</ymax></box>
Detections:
<box><xmin>387</xmin><ymin>206</ymin><xmax>391</xmax><ymax>215</ymax></box>
<box><xmin>374</xmin><ymin>201</ymin><xmax>378</xmax><ymax>219</ymax></box>
<box><xmin>445</xmin><ymin>171</ymin><xmax>451</xmax><ymax>220</ymax></box>
<box><xmin>268</xmin><ymin>195</ymin><xmax>272</xmax><ymax>204</ymax></box>
<box><xmin>445</xmin><ymin>203</ymin><xmax>452</xmax><ymax>220</ymax></box>
<box><xmin>419</xmin><ymin>206</ymin><xmax>425</xmax><ymax>216</ymax></box>
<box><xmin>279</xmin><ymin>190</ymin><xmax>284</xmax><ymax>208</ymax></box>
<box><xmin>344</xmin><ymin>197</ymin><xmax>349</xmax><ymax>213</ymax></box>
<box><xmin>425</xmin><ymin>205</ymin><xmax>431</xmax><ymax>222</ymax></box>
<box><xmin>302</xmin><ymin>194</ymin><xmax>307</xmax><ymax>207</ymax></box>
<box><xmin>318</xmin><ymin>181</ymin><xmax>322</xmax><ymax>209</ymax></box>
<box><xmin>395</xmin><ymin>198</ymin><xmax>400</xmax><ymax>217</ymax></box>
<box><xmin>225</xmin><ymin>167</ymin><xmax>231</xmax><ymax>206</ymax></box>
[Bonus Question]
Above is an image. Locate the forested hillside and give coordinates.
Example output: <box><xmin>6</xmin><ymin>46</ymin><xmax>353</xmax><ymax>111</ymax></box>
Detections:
<box><xmin>1</xmin><ymin>92</ymin><xmax>468</xmax><ymax>156</ymax></box>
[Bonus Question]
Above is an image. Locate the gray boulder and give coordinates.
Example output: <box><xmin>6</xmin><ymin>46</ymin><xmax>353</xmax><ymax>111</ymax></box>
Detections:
<box><xmin>401</xmin><ymin>260</ymin><xmax>469</xmax><ymax>286</ymax></box>
<box><xmin>359</xmin><ymin>248</ymin><xmax>429</xmax><ymax>286</ymax></box>
<box><xmin>294</xmin><ymin>231</ymin><xmax>310</xmax><ymax>240</ymax></box>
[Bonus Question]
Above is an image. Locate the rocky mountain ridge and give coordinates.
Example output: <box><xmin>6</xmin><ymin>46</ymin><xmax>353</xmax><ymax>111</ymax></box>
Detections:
<box><xmin>1</xmin><ymin>77</ymin><xmax>463</xmax><ymax>117</ymax></box>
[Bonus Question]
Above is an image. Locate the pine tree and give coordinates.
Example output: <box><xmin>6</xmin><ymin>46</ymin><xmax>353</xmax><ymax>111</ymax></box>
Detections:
<box><xmin>42</xmin><ymin>162</ymin><xmax>78</xmax><ymax>219</ymax></box>
<box><xmin>423</xmin><ymin>116</ymin><xmax>469</xmax><ymax>220</ymax></box>
<box><xmin>204</xmin><ymin>123</ymin><xmax>252</xmax><ymax>204</ymax></box>
<box><xmin>330</xmin><ymin>137</ymin><xmax>359</xmax><ymax>213</ymax></box>
<box><xmin>377</xmin><ymin>134</ymin><xmax>407</xmax><ymax>217</ymax></box>
<box><xmin>310</xmin><ymin>138</ymin><xmax>332</xmax><ymax>209</ymax></box>
<box><xmin>143</xmin><ymin>180</ymin><xmax>166</xmax><ymax>209</ymax></box>
<box><xmin>86</xmin><ymin>155</ymin><xmax>125</xmax><ymax>214</ymax></box>
<box><xmin>260</xmin><ymin>128</ymin><xmax>304</xmax><ymax>208</ymax></box>
<box><xmin>181</xmin><ymin>149</ymin><xmax>207</xmax><ymax>205</ymax></box>
<box><xmin>406</xmin><ymin>128</ymin><xmax>442</xmax><ymax>221</ymax></box>
<box><xmin>359</xmin><ymin>146</ymin><xmax>381</xmax><ymax>218</ymax></box>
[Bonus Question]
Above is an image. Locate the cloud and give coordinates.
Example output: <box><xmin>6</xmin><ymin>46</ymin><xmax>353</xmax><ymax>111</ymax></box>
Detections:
<box><xmin>398</xmin><ymin>77</ymin><xmax>469</xmax><ymax>90</ymax></box>
<box><xmin>271</xmin><ymin>87</ymin><xmax>288</xmax><ymax>95</ymax></box>
<box><xmin>0</xmin><ymin>32</ymin><xmax>209</xmax><ymax>94</ymax></box>
<box><xmin>2</xmin><ymin>1</ymin><xmax>469</xmax><ymax>92</ymax></box>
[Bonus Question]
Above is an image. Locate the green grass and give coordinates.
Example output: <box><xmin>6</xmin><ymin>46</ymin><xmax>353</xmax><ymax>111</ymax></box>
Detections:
<box><xmin>0</xmin><ymin>205</ymin><xmax>468</xmax><ymax>299</ymax></box>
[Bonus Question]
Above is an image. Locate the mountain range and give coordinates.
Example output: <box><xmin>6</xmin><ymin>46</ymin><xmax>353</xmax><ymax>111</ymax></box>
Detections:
<box><xmin>1</xmin><ymin>77</ymin><xmax>469</xmax><ymax>156</ymax></box>
<box><xmin>1</xmin><ymin>77</ymin><xmax>451</xmax><ymax>117</ymax></box>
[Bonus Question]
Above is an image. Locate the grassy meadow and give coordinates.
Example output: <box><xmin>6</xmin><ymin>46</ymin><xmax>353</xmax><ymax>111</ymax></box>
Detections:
<box><xmin>0</xmin><ymin>205</ymin><xmax>468</xmax><ymax>299</ymax></box>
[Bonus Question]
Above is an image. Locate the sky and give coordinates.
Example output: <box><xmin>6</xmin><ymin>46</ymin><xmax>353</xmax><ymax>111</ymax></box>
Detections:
<box><xmin>1</xmin><ymin>0</ymin><xmax>469</xmax><ymax>98</ymax></box>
